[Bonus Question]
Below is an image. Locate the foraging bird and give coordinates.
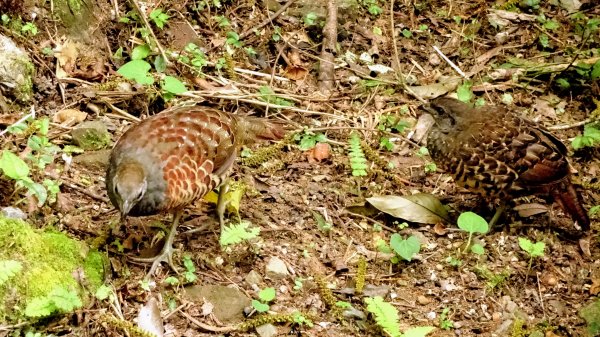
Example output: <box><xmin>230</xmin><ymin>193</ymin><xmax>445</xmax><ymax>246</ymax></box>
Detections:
<box><xmin>106</xmin><ymin>105</ymin><xmax>286</xmax><ymax>277</ymax></box>
<box><xmin>425</xmin><ymin>97</ymin><xmax>590</xmax><ymax>232</ymax></box>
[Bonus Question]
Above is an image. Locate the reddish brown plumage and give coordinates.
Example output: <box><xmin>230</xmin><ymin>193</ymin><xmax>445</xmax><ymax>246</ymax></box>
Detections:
<box><xmin>106</xmin><ymin>105</ymin><xmax>285</xmax><ymax>217</ymax></box>
<box><xmin>426</xmin><ymin>97</ymin><xmax>590</xmax><ymax>231</ymax></box>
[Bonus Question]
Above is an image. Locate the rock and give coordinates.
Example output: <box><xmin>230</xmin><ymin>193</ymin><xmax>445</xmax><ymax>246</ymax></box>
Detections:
<box><xmin>71</xmin><ymin>121</ymin><xmax>111</xmax><ymax>150</ymax></box>
<box><xmin>265</xmin><ymin>256</ymin><xmax>289</xmax><ymax>279</ymax></box>
<box><xmin>0</xmin><ymin>34</ymin><xmax>34</xmax><ymax>102</ymax></box>
<box><xmin>1</xmin><ymin>207</ymin><xmax>27</xmax><ymax>220</ymax></box>
<box><xmin>73</xmin><ymin>149</ymin><xmax>111</xmax><ymax>170</ymax></box>
<box><xmin>255</xmin><ymin>323</ymin><xmax>277</xmax><ymax>337</ymax></box>
<box><xmin>417</xmin><ymin>295</ymin><xmax>431</xmax><ymax>305</ymax></box>
<box><xmin>183</xmin><ymin>285</ymin><xmax>251</xmax><ymax>323</ymax></box>
<box><xmin>245</xmin><ymin>270</ymin><xmax>263</xmax><ymax>286</ymax></box>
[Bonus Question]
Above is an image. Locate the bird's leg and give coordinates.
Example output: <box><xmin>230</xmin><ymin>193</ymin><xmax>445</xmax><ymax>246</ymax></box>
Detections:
<box><xmin>131</xmin><ymin>210</ymin><xmax>182</xmax><ymax>279</ymax></box>
<box><xmin>489</xmin><ymin>202</ymin><xmax>507</xmax><ymax>229</ymax></box>
<box><xmin>216</xmin><ymin>178</ymin><xmax>230</xmax><ymax>235</ymax></box>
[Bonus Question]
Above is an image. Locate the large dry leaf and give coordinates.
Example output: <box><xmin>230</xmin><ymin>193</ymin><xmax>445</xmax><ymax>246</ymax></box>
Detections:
<box><xmin>367</xmin><ymin>193</ymin><xmax>449</xmax><ymax>224</ymax></box>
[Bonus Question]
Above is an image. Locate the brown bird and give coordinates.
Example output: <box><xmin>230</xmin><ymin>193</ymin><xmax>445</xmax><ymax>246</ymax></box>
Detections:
<box><xmin>106</xmin><ymin>105</ymin><xmax>286</xmax><ymax>277</ymax></box>
<box><xmin>425</xmin><ymin>97</ymin><xmax>590</xmax><ymax>232</ymax></box>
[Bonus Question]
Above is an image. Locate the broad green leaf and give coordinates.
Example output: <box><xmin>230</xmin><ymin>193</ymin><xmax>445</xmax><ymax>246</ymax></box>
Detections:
<box><xmin>161</xmin><ymin>76</ymin><xmax>187</xmax><ymax>94</ymax></box>
<box><xmin>131</xmin><ymin>44</ymin><xmax>151</xmax><ymax>60</ymax></box>
<box><xmin>471</xmin><ymin>243</ymin><xmax>485</xmax><ymax>255</ymax></box>
<box><xmin>252</xmin><ymin>299</ymin><xmax>269</xmax><ymax>313</ymax></box>
<box><xmin>390</xmin><ymin>234</ymin><xmax>421</xmax><ymax>261</ymax></box>
<box><xmin>117</xmin><ymin>60</ymin><xmax>154</xmax><ymax>85</ymax></box>
<box><xmin>457</xmin><ymin>212</ymin><xmax>488</xmax><ymax>234</ymax></box>
<box><xmin>0</xmin><ymin>150</ymin><xmax>29</xmax><ymax>179</ymax></box>
<box><xmin>258</xmin><ymin>287</ymin><xmax>276</xmax><ymax>302</ymax></box>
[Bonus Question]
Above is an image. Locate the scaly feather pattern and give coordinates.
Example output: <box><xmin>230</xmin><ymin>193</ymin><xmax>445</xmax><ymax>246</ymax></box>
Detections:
<box><xmin>426</xmin><ymin>97</ymin><xmax>589</xmax><ymax>231</ymax></box>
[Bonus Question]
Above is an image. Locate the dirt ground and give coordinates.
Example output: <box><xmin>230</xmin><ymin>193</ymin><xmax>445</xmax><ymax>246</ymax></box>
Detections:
<box><xmin>1</xmin><ymin>0</ymin><xmax>600</xmax><ymax>336</ymax></box>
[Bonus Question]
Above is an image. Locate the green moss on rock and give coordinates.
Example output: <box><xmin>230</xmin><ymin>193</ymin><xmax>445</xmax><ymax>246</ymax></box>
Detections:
<box><xmin>0</xmin><ymin>216</ymin><xmax>106</xmax><ymax>322</ymax></box>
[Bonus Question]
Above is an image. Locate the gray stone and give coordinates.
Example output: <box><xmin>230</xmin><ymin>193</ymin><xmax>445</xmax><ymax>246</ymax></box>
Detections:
<box><xmin>265</xmin><ymin>256</ymin><xmax>289</xmax><ymax>279</ymax></box>
<box><xmin>183</xmin><ymin>285</ymin><xmax>251</xmax><ymax>323</ymax></box>
<box><xmin>1</xmin><ymin>207</ymin><xmax>27</xmax><ymax>220</ymax></box>
<box><xmin>255</xmin><ymin>323</ymin><xmax>277</xmax><ymax>337</ymax></box>
<box><xmin>71</xmin><ymin>121</ymin><xmax>111</xmax><ymax>150</ymax></box>
<box><xmin>245</xmin><ymin>269</ymin><xmax>263</xmax><ymax>286</ymax></box>
<box><xmin>72</xmin><ymin>149</ymin><xmax>111</xmax><ymax>170</ymax></box>
<box><xmin>0</xmin><ymin>34</ymin><xmax>33</xmax><ymax>102</ymax></box>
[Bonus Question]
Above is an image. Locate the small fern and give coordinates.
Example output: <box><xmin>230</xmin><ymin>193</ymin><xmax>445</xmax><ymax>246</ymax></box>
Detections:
<box><xmin>365</xmin><ymin>296</ymin><xmax>401</xmax><ymax>337</ymax></box>
<box><xmin>219</xmin><ymin>221</ymin><xmax>260</xmax><ymax>247</ymax></box>
<box><xmin>348</xmin><ymin>132</ymin><xmax>368</xmax><ymax>176</ymax></box>
<box><xmin>25</xmin><ymin>286</ymin><xmax>82</xmax><ymax>318</ymax></box>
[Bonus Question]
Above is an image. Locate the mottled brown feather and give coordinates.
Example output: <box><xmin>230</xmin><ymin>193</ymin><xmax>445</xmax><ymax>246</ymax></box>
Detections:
<box><xmin>106</xmin><ymin>106</ymin><xmax>286</xmax><ymax>217</ymax></box>
<box><xmin>426</xmin><ymin>97</ymin><xmax>589</xmax><ymax>231</ymax></box>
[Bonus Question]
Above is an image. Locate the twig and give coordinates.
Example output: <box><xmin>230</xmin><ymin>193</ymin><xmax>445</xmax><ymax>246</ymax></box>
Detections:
<box><xmin>180</xmin><ymin>311</ymin><xmax>237</xmax><ymax>333</ymax></box>
<box><xmin>547</xmin><ymin>118</ymin><xmax>591</xmax><ymax>130</ymax></box>
<box><xmin>0</xmin><ymin>106</ymin><xmax>35</xmax><ymax>137</ymax></box>
<box><xmin>46</xmin><ymin>173</ymin><xmax>110</xmax><ymax>203</ymax></box>
<box><xmin>433</xmin><ymin>45</ymin><xmax>468</xmax><ymax>79</ymax></box>
<box><xmin>317</xmin><ymin>0</ymin><xmax>337</xmax><ymax>93</ymax></box>
<box><xmin>239</xmin><ymin>0</ymin><xmax>296</xmax><ymax>39</ymax></box>
<box><xmin>129</xmin><ymin>0</ymin><xmax>170</xmax><ymax>65</ymax></box>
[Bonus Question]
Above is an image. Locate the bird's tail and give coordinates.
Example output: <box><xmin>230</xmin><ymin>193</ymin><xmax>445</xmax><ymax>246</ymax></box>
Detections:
<box><xmin>237</xmin><ymin>116</ymin><xmax>288</xmax><ymax>142</ymax></box>
<box><xmin>551</xmin><ymin>181</ymin><xmax>590</xmax><ymax>231</ymax></box>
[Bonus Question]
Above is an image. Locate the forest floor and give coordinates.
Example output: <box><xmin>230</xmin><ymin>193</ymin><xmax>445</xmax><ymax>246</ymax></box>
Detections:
<box><xmin>1</xmin><ymin>0</ymin><xmax>600</xmax><ymax>336</ymax></box>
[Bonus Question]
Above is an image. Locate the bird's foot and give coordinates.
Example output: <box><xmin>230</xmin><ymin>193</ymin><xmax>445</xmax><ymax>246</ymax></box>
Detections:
<box><xmin>130</xmin><ymin>242</ymin><xmax>179</xmax><ymax>280</ymax></box>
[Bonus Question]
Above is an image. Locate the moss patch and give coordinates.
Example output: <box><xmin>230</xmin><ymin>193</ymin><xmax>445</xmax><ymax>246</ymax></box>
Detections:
<box><xmin>0</xmin><ymin>216</ymin><xmax>106</xmax><ymax>322</ymax></box>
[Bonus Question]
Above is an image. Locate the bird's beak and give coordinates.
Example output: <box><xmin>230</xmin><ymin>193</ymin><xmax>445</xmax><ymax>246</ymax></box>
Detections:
<box><xmin>121</xmin><ymin>199</ymin><xmax>133</xmax><ymax>216</ymax></box>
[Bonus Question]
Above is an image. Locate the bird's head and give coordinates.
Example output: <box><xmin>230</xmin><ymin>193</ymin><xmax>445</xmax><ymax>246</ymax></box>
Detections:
<box><xmin>110</xmin><ymin>161</ymin><xmax>147</xmax><ymax>216</ymax></box>
<box><xmin>424</xmin><ymin>97</ymin><xmax>471</xmax><ymax>132</ymax></box>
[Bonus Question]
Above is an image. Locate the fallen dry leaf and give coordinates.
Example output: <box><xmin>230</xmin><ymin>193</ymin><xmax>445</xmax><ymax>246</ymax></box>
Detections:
<box><xmin>367</xmin><ymin>193</ymin><xmax>449</xmax><ymax>224</ymax></box>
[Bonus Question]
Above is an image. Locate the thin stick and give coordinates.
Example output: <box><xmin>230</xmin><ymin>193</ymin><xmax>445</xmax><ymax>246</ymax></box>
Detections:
<box><xmin>180</xmin><ymin>311</ymin><xmax>237</xmax><ymax>333</ymax></box>
<box><xmin>129</xmin><ymin>0</ymin><xmax>170</xmax><ymax>65</ymax></box>
<box><xmin>0</xmin><ymin>106</ymin><xmax>35</xmax><ymax>137</ymax></box>
<box><xmin>433</xmin><ymin>45</ymin><xmax>468</xmax><ymax>79</ymax></box>
<box><xmin>239</xmin><ymin>0</ymin><xmax>296</xmax><ymax>39</ymax></box>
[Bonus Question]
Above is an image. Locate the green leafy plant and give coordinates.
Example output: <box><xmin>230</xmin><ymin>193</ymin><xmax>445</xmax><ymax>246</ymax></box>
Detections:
<box><xmin>258</xmin><ymin>86</ymin><xmax>294</xmax><ymax>107</ymax></box>
<box><xmin>94</xmin><ymin>284</ymin><xmax>115</xmax><ymax>301</ymax></box>
<box><xmin>359</xmin><ymin>0</ymin><xmax>382</xmax><ymax>15</ymax></box>
<box><xmin>214</xmin><ymin>15</ymin><xmax>230</xmax><ymax>27</ymax></box>
<box><xmin>178</xmin><ymin>43</ymin><xmax>208</xmax><ymax>73</ymax></box>
<box><xmin>149</xmin><ymin>8</ymin><xmax>169</xmax><ymax>29</ymax></box>
<box><xmin>456</xmin><ymin>82</ymin><xmax>474</xmax><ymax>102</ymax></box>
<box><xmin>272</xmin><ymin>26</ymin><xmax>282</xmax><ymax>41</ymax></box>
<box><xmin>445</xmin><ymin>255</ymin><xmax>463</xmax><ymax>267</ymax></box>
<box><xmin>0</xmin><ymin>260</ymin><xmax>22</xmax><ymax>286</ymax></box>
<box><xmin>226</xmin><ymin>31</ymin><xmax>242</xmax><ymax>48</ymax></box>
<box><xmin>161</xmin><ymin>76</ymin><xmax>188</xmax><ymax>100</ymax></box>
<box><xmin>21</xmin><ymin>22</ymin><xmax>38</xmax><ymax>36</ymax></box>
<box><xmin>182</xmin><ymin>254</ymin><xmax>198</xmax><ymax>283</ymax></box>
<box><xmin>220</xmin><ymin>221</ymin><xmax>260</xmax><ymax>246</ymax></box>
<box><xmin>117</xmin><ymin>59</ymin><xmax>154</xmax><ymax>85</ymax></box>
<box><xmin>438</xmin><ymin>307</ymin><xmax>454</xmax><ymax>330</ymax></box>
<box><xmin>518</xmin><ymin>237</ymin><xmax>545</xmax><ymax>275</ymax></box>
<box><xmin>25</xmin><ymin>286</ymin><xmax>82</xmax><ymax>318</ymax></box>
<box><xmin>0</xmin><ymin>118</ymin><xmax>62</xmax><ymax>206</ymax></box>
<box><xmin>348</xmin><ymin>132</ymin><xmax>368</xmax><ymax>177</ymax></box>
<box><xmin>252</xmin><ymin>287</ymin><xmax>276</xmax><ymax>313</ymax></box>
<box><xmin>572</xmin><ymin>124</ymin><xmax>600</xmax><ymax>150</ymax></box>
<box><xmin>365</xmin><ymin>296</ymin><xmax>435</xmax><ymax>337</ymax></box>
<box><xmin>389</xmin><ymin>234</ymin><xmax>421</xmax><ymax>262</ymax></box>
<box><xmin>304</xmin><ymin>12</ymin><xmax>318</xmax><ymax>26</ymax></box>
<box><xmin>457</xmin><ymin>212</ymin><xmax>489</xmax><ymax>254</ymax></box>
<box><xmin>294</xmin><ymin>131</ymin><xmax>327</xmax><ymax>150</ymax></box>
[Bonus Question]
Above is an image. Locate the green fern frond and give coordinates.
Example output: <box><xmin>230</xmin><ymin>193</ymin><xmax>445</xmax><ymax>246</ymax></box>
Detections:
<box><xmin>348</xmin><ymin>132</ymin><xmax>368</xmax><ymax>177</ymax></box>
<box><xmin>365</xmin><ymin>296</ymin><xmax>401</xmax><ymax>337</ymax></box>
<box><xmin>220</xmin><ymin>221</ymin><xmax>260</xmax><ymax>247</ymax></box>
